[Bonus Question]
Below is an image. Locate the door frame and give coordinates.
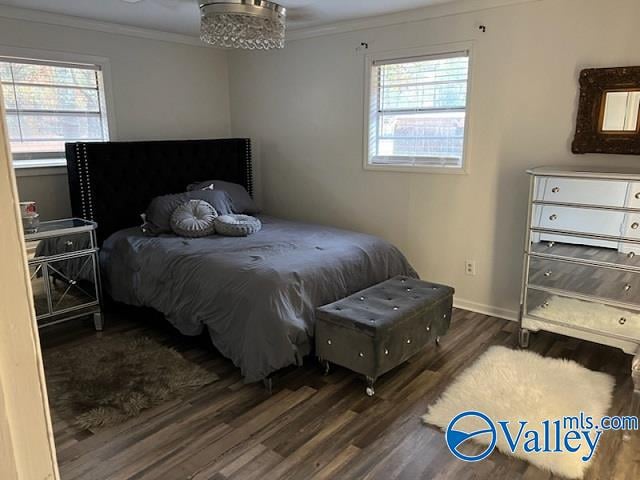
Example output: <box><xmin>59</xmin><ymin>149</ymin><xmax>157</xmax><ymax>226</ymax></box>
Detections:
<box><xmin>0</xmin><ymin>80</ymin><xmax>59</xmax><ymax>479</ymax></box>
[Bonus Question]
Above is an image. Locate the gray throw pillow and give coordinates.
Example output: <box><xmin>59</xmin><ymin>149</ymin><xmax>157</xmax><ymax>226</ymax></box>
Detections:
<box><xmin>187</xmin><ymin>180</ymin><xmax>259</xmax><ymax>214</ymax></box>
<box><xmin>143</xmin><ymin>190</ymin><xmax>235</xmax><ymax>235</ymax></box>
<box><xmin>214</xmin><ymin>214</ymin><xmax>262</xmax><ymax>237</ymax></box>
<box><xmin>170</xmin><ymin>200</ymin><xmax>217</xmax><ymax>238</ymax></box>
<box><xmin>190</xmin><ymin>190</ymin><xmax>235</xmax><ymax>215</ymax></box>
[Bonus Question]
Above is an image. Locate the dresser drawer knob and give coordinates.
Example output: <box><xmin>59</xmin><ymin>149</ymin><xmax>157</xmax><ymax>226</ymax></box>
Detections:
<box><xmin>548</xmin><ymin>242</ymin><xmax>555</xmax><ymax>248</ymax></box>
<box><xmin>549</xmin><ymin>214</ymin><xmax>558</xmax><ymax>221</ymax></box>
<box><xmin>632</xmin><ymin>223</ymin><xmax>640</xmax><ymax>230</ymax></box>
<box><xmin>624</xmin><ymin>284</ymin><xmax>632</xmax><ymax>292</ymax></box>
<box><xmin>619</xmin><ymin>317</ymin><xmax>627</xmax><ymax>325</ymax></box>
<box><xmin>541</xmin><ymin>301</ymin><xmax>549</xmax><ymax>309</ymax></box>
<box><xmin>628</xmin><ymin>251</ymin><xmax>636</xmax><ymax>259</ymax></box>
<box><xmin>635</xmin><ymin>192</ymin><xmax>640</xmax><ymax>199</ymax></box>
<box><xmin>359</xmin><ymin>352</ymin><xmax>364</xmax><ymax>358</ymax></box>
<box><xmin>426</xmin><ymin>325</ymin><xmax>431</xmax><ymax>332</ymax></box>
<box><xmin>65</xmin><ymin>241</ymin><xmax>74</xmax><ymax>247</ymax></box>
<box><xmin>552</xmin><ymin>187</ymin><xmax>560</xmax><ymax>193</ymax></box>
<box><xmin>544</xmin><ymin>270</ymin><xmax>553</xmax><ymax>277</ymax></box>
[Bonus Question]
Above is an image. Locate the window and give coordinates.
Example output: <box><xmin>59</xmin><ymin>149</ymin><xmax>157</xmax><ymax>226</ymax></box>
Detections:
<box><xmin>1</xmin><ymin>57</ymin><xmax>110</xmax><ymax>168</ymax></box>
<box><xmin>365</xmin><ymin>48</ymin><xmax>471</xmax><ymax>172</ymax></box>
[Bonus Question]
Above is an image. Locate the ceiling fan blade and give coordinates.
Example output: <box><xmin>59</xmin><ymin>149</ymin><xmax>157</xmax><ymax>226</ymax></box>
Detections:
<box><xmin>123</xmin><ymin>0</ymin><xmax>194</xmax><ymax>9</ymax></box>
<box><xmin>286</xmin><ymin>6</ymin><xmax>316</xmax><ymax>22</ymax></box>
<box><xmin>155</xmin><ymin>0</ymin><xmax>194</xmax><ymax>7</ymax></box>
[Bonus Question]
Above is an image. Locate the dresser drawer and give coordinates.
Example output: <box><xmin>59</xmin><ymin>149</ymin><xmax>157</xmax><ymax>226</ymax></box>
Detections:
<box><xmin>625</xmin><ymin>182</ymin><xmax>640</xmax><ymax>209</ymax></box>
<box><xmin>535</xmin><ymin>177</ymin><xmax>628</xmax><ymax>207</ymax></box>
<box><xmin>532</xmin><ymin>205</ymin><xmax>629</xmax><ymax>238</ymax></box>
<box><xmin>525</xmin><ymin>289</ymin><xmax>640</xmax><ymax>342</ymax></box>
<box><xmin>530</xmin><ymin>235</ymin><xmax>640</xmax><ymax>268</ymax></box>
<box><xmin>528</xmin><ymin>257</ymin><xmax>640</xmax><ymax>305</ymax></box>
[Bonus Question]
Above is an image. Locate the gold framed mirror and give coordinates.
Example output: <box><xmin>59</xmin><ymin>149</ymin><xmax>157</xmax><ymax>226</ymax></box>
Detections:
<box><xmin>572</xmin><ymin>67</ymin><xmax>640</xmax><ymax>155</ymax></box>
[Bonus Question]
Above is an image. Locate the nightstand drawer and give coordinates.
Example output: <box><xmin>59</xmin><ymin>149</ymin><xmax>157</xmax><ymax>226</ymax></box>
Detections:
<box><xmin>30</xmin><ymin>231</ymin><xmax>94</xmax><ymax>261</ymax></box>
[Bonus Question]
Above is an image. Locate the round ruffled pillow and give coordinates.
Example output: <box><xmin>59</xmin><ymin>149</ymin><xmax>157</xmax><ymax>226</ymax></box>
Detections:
<box><xmin>214</xmin><ymin>214</ymin><xmax>262</xmax><ymax>237</ymax></box>
<box><xmin>170</xmin><ymin>200</ymin><xmax>218</xmax><ymax>238</ymax></box>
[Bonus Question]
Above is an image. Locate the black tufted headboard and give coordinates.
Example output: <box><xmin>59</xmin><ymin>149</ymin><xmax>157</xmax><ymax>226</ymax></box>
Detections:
<box><xmin>66</xmin><ymin>138</ymin><xmax>252</xmax><ymax>245</ymax></box>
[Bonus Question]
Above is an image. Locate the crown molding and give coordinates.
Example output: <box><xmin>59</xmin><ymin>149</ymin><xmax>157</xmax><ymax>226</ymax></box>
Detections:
<box><xmin>0</xmin><ymin>5</ymin><xmax>207</xmax><ymax>48</ymax></box>
<box><xmin>287</xmin><ymin>0</ymin><xmax>542</xmax><ymax>41</ymax></box>
<box><xmin>0</xmin><ymin>0</ymin><xmax>541</xmax><ymax>48</ymax></box>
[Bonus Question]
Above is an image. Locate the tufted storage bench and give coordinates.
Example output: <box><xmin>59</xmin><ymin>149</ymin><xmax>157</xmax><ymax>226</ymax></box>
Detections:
<box><xmin>315</xmin><ymin>276</ymin><xmax>454</xmax><ymax>396</ymax></box>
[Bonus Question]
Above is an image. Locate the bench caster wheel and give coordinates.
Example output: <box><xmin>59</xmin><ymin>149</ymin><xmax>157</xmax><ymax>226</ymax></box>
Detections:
<box><xmin>365</xmin><ymin>376</ymin><xmax>376</xmax><ymax>397</ymax></box>
<box><xmin>519</xmin><ymin>328</ymin><xmax>530</xmax><ymax>349</ymax></box>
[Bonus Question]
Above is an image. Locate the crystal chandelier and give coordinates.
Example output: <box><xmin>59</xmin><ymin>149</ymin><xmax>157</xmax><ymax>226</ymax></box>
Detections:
<box><xmin>200</xmin><ymin>1</ymin><xmax>287</xmax><ymax>50</ymax></box>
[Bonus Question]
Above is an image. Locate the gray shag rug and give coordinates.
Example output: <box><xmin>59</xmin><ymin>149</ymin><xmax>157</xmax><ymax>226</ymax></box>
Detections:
<box><xmin>44</xmin><ymin>335</ymin><xmax>219</xmax><ymax>430</ymax></box>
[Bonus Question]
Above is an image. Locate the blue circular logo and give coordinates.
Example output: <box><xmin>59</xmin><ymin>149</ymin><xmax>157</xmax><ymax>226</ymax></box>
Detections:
<box><xmin>445</xmin><ymin>411</ymin><xmax>497</xmax><ymax>462</ymax></box>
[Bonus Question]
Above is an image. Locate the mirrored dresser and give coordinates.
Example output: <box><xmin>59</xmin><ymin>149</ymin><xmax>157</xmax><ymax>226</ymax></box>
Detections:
<box><xmin>520</xmin><ymin>167</ymin><xmax>640</xmax><ymax>395</ymax></box>
<box><xmin>25</xmin><ymin>218</ymin><xmax>103</xmax><ymax>331</ymax></box>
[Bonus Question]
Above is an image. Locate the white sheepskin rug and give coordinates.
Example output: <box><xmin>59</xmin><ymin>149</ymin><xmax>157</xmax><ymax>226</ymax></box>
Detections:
<box><xmin>422</xmin><ymin>346</ymin><xmax>615</xmax><ymax>479</ymax></box>
<box><xmin>531</xmin><ymin>295</ymin><xmax>640</xmax><ymax>339</ymax></box>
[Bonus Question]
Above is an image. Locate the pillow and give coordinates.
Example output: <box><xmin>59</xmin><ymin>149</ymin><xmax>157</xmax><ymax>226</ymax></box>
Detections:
<box><xmin>214</xmin><ymin>214</ymin><xmax>262</xmax><ymax>237</ymax></box>
<box><xmin>170</xmin><ymin>200</ymin><xmax>217</xmax><ymax>238</ymax></box>
<box><xmin>187</xmin><ymin>180</ymin><xmax>259</xmax><ymax>214</ymax></box>
<box><xmin>142</xmin><ymin>190</ymin><xmax>235</xmax><ymax>235</ymax></box>
<box><xmin>190</xmin><ymin>189</ymin><xmax>235</xmax><ymax>215</ymax></box>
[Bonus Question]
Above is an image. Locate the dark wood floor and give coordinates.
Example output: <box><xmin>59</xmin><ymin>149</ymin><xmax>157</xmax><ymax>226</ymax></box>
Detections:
<box><xmin>40</xmin><ymin>309</ymin><xmax>640</xmax><ymax>480</ymax></box>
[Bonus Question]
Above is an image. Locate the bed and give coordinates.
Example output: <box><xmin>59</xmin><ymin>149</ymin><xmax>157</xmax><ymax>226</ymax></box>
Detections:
<box><xmin>66</xmin><ymin>139</ymin><xmax>417</xmax><ymax>382</ymax></box>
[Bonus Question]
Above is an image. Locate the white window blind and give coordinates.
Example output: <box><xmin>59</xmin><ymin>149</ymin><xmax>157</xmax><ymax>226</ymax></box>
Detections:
<box><xmin>0</xmin><ymin>57</ymin><xmax>110</xmax><ymax>167</ymax></box>
<box><xmin>367</xmin><ymin>50</ymin><xmax>470</xmax><ymax>170</ymax></box>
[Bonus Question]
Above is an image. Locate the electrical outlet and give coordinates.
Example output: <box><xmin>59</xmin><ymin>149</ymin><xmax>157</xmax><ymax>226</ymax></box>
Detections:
<box><xmin>465</xmin><ymin>260</ymin><xmax>477</xmax><ymax>276</ymax></box>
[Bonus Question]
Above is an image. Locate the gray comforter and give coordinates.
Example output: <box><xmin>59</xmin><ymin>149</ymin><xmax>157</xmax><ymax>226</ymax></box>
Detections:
<box><xmin>101</xmin><ymin>216</ymin><xmax>417</xmax><ymax>382</ymax></box>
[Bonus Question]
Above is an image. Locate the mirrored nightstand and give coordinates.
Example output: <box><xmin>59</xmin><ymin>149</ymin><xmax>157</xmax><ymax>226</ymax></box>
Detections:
<box><xmin>25</xmin><ymin>218</ymin><xmax>103</xmax><ymax>330</ymax></box>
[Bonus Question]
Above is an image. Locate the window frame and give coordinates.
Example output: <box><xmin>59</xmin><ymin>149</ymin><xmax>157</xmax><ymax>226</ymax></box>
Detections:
<box><xmin>362</xmin><ymin>42</ymin><xmax>473</xmax><ymax>175</ymax></box>
<box><xmin>0</xmin><ymin>46</ymin><xmax>116</xmax><ymax>170</ymax></box>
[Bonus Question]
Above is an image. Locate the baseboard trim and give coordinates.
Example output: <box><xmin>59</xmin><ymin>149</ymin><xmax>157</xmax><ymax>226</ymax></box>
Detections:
<box><xmin>453</xmin><ymin>297</ymin><xmax>519</xmax><ymax>322</ymax></box>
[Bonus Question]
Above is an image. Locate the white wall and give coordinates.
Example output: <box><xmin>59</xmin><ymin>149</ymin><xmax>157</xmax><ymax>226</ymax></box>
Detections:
<box><xmin>0</xmin><ymin>16</ymin><xmax>231</xmax><ymax>220</ymax></box>
<box><xmin>228</xmin><ymin>0</ymin><xmax>640</xmax><ymax>319</ymax></box>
